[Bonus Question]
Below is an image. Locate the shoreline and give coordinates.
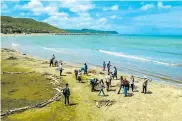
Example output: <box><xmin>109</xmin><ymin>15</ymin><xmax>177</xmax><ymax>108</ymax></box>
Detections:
<box><xmin>2</xmin><ymin>48</ymin><xmax>182</xmax><ymax>121</ymax></box>
<box><xmin>0</xmin><ymin>33</ymin><xmax>112</xmax><ymax>37</ymax></box>
<box><xmin>2</xmin><ymin>47</ymin><xmax>182</xmax><ymax>89</ymax></box>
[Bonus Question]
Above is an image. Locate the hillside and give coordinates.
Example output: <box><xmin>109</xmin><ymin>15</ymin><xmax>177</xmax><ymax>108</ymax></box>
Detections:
<box><xmin>1</xmin><ymin>16</ymin><xmax>66</xmax><ymax>34</ymax></box>
<box><xmin>65</xmin><ymin>29</ymin><xmax>118</xmax><ymax>34</ymax></box>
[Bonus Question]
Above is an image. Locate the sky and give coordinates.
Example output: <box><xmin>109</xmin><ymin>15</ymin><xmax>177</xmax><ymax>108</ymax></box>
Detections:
<box><xmin>1</xmin><ymin>0</ymin><xmax>182</xmax><ymax>35</ymax></box>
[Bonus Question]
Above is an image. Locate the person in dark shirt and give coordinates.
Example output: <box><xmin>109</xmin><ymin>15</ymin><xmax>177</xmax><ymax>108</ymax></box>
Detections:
<box><xmin>123</xmin><ymin>78</ymin><xmax>129</xmax><ymax>97</ymax></box>
<box><xmin>63</xmin><ymin>83</ymin><xmax>70</xmax><ymax>105</ymax></box>
<box><xmin>50</xmin><ymin>54</ymin><xmax>55</xmax><ymax>67</ymax></box>
<box><xmin>84</xmin><ymin>63</ymin><xmax>88</xmax><ymax>75</ymax></box>
<box><xmin>112</xmin><ymin>67</ymin><xmax>117</xmax><ymax>80</ymax></box>
<box><xmin>107</xmin><ymin>61</ymin><xmax>111</xmax><ymax>74</ymax></box>
<box><xmin>117</xmin><ymin>76</ymin><xmax>124</xmax><ymax>94</ymax></box>
<box><xmin>103</xmin><ymin>61</ymin><xmax>106</xmax><ymax>71</ymax></box>
<box><xmin>90</xmin><ymin>78</ymin><xmax>98</xmax><ymax>92</ymax></box>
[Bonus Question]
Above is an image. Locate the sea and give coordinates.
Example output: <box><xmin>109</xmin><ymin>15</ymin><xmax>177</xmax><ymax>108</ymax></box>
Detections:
<box><xmin>1</xmin><ymin>34</ymin><xmax>182</xmax><ymax>85</ymax></box>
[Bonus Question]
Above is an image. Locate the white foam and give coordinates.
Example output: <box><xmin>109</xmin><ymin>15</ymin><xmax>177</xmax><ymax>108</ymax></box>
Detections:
<box><xmin>43</xmin><ymin>47</ymin><xmax>62</xmax><ymax>53</ymax></box>
<box><xmin>99</xmin><ymin>49</ymin><xmax>179</xmax><ymax>66</ymax></box>
<box><xmin>12</xmin><ymin>43</ymin><xmax>19</xmax><ymax>52</ymax></box>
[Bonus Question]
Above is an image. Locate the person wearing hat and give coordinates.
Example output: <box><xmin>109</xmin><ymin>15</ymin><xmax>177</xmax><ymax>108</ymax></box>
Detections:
<box><xmin>63</xmin><ymin>83</ymin><xmax>70</xmax><ymax>105</ymax></box>
<box><xmin>130</xmin><ymin>75</ymin><xmax>135</xmax><ymax>92</ymax></box>
<box><xmin>142</xmin><ymin>76</ymin><xmax>149</xmax><ymax>94</ymax></box>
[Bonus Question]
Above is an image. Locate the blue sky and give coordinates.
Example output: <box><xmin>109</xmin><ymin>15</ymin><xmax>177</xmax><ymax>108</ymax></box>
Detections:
<box><xmin>1</xmin><ymin>0</ymin><xmax>182</xmax><ymax>35</ymax></box>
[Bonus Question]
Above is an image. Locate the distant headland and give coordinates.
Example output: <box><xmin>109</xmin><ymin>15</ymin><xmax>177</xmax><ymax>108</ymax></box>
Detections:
<box><xmin>1</xmin><ymin>16</ymin><xmax>118</xmax><ymax>35</ymax></box>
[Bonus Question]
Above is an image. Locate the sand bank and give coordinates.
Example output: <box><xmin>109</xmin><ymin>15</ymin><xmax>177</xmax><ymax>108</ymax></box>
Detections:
<box><xmin>1</xmin><ymin>48</ymin><xmax>182</xmax><ymax>121</ymax></box>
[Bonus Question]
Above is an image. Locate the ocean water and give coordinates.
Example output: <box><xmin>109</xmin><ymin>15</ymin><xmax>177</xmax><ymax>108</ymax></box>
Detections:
<box><xmin>1</xmin><ymin>35</ymin><xmax>182</xmax><ymax>84</ymax></box>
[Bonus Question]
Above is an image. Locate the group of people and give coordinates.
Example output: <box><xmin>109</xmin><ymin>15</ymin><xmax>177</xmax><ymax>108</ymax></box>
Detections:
<box><xmin>50</xmin><ymin>54</ymin><xmax>58</xmax><ymax>67</ymax></box>
<box><xmin>103</xmin><ymin>61</ymin><xmax>117</xmax><ymax>79</ymax></box>
<box><xmin>50</xmin><ymin>55</ymin><xmax>150</xmax><ymax>105</ymax></box>
<box><xmin>94</xmin><ymin>74</ymin><xmax>149</xmax><ymax>97</ymax></box>
<box><xmin>93</xmin><ymin>61</ymin><xmax>150</xmax><ymax>97</ymax></box>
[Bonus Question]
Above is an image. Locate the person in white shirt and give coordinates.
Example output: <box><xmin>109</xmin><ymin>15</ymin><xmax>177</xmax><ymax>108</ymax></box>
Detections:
<box><xmin>105</xmin><ymin>73</ymin><xmax>111</xmax><ymax>91</ymax></box>
<box><xmin>142</xmin><ymin>76</ymin><xmax>149</xmax><ymax>94</ymax></box>
<box><xmin>77</xmin><ymin>70</ymin><xmax>82</xmax><ymax>83</ymax></box>
<box><xmin>130</xmin><ymin>75</ymin><xmax>135</xmax><ymax>92</ymax></box>
<box><xmin>59</xmin><ymin>63</ymin><xmax>63</xmax><ymax>76</ymax></box>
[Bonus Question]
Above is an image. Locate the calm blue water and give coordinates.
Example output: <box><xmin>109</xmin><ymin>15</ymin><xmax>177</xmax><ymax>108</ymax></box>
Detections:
<box><xmin>1</xmin><ymin>35</ymin><xmax>182</xmax><ymax>84</ymax></box>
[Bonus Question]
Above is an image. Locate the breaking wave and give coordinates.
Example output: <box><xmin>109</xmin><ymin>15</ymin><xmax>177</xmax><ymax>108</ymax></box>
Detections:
<box><xmin>99</xmin><ymin>49</ymin><xmax>181</xmax><ymax>66</ymax></box>
<box><xmin>12</xmin><ymin>43</ymin><xmax>19</xmax><ymax>52</ymax></box>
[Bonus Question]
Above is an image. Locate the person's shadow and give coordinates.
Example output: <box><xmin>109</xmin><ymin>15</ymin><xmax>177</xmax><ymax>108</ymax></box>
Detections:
<box><xmin>146</xmin><ymin>91</ymin><xmax>152</xmax><ymax>94</ymax></box>
<box><xmin>69</xmin><ymin>103</ymin><xmax>78</xmax><ymax>106</ymax></box>
<box><xmin>108</xmin><ymin>89</ymin><xmax>116</xmax><ymax>92</ymax></box>
<box><xmin>127</xmin><ymin>93</ymin><xmax>134</xmax><ymax>97</ymax></box>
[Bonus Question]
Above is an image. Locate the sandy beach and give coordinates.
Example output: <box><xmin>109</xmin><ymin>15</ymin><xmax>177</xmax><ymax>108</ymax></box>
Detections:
<box><xmin>1</xmin><ymin>48</ymin><xmax>182</xmax><ymax>121</ymax></box>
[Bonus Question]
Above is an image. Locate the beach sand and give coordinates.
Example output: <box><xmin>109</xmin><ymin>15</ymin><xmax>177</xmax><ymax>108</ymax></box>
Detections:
<box><xmin>1</xmin><ymin>48</ymin><xmax>182</xmax><ymax>121</ymax></box>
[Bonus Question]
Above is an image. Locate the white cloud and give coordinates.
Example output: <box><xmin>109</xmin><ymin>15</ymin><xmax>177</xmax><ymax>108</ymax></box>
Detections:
<box><xmin>110</xmin><ymin>15</ymin><xmax>116</xmax><ymax>19</ymax></box>
<box><xmin>111</xmin><ymin>5</ymin><xmax>119</xmax><ymax>11</ymax></box>
<box><xmin>98</xmin><ymin>18</ymin><xmax>107</xmax><ymax>24</ymax></box>
<box><xmin>14</xmin><ymin>0</ymin><xmax>68</xmax><ymax>17</ymax></box>
<box><xmin>133</xmin><ymin>10</ymin><xmax>182</xmax><ymax>29</ymax></box>
<box><xmin>102</xmin><ymin>7</ymin><xmax>108</xmax><ymax>11</ymax></box>
<box><xmin>60</xmin><ymin>0</ymin><xmax>95</xmax><ymax>13</ymax></box>
<box><xmin>140</xmin><ymin>4</ymin><xmax>154</xmax><ymax>11</ymax></box>
<box><xmin>157</xmin><ymin>2</ymin><xmax>171</xmax><ymax>9</ymax></box>
<box><xmin>102</xmin><ymin>4</ymin><xmax>119</xmax><ymax>11</ymax></box>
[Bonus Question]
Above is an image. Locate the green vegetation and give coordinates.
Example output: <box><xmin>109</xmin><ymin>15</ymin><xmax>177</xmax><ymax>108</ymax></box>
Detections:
<box><xmin>1</xmin><ymin>49</ymin><xmax>101</xmax><ymax>121</ymax></box>
<box><xmin>1</xmin><ymin>16</ymin><xmax>67</xmax><ymax>34</ymax></box>
<box><xmin>1</xmin><ymin>60</ymin><xmax>54</xmax><ymax>111</ymax></box>
<box><xmin>65</xmin><ymin>28</ymin><xmax>118</xmax><ymax>34</ymax></box>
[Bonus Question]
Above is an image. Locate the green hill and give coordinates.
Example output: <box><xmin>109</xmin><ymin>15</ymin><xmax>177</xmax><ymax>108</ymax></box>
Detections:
<box><xmin>65</xmin><ymin>28</ymin><xmax>118</xmax><ymax>34</ymax></box>
<box><xmin>1</xmin><ymin>16</ymin><xmax>66</xmax><ymax>34</ymax></box>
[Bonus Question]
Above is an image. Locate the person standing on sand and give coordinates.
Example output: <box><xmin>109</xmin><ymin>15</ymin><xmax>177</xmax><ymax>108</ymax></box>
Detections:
<box><xmin>142</xmin><ymin>76</ymin><xmax>149</xmax><ymax>94</ymax></box>
<box><xmin>103</xmin><ymin>61</ymin><xmax>106</xmax><ymax>71</ymax></box>
<box><xmin>59</xmin><ymin>63</ymin><xmax>63</xmax><ymax>76</ymax></box>
<box><xmin>106</xmin><ymin>73</ymin><xmax>111</xmax><ymax>91</ymax></box>
<box><xmin>117</xmin><ymin>76</ymin><xmax>124</xmax><ymax>94</ymax></box>
<box><xmin>84</xmin><ymin>63</ymin><xmax>88</xmax><ymax>75</ymax></box>
<box><xmin>123</xmin><ymin>78</ymin><xmax>129</xmax><ymax>97</ymax></box>
<box><xmin>130</xmin><ymin>75</ymin><xmax>135</xmax><ymax>92</ymax></box>
<box><xmin>98</xmin><ymin>79</ymin><xmax>105</xmax><ymax>96</ymax></box>
<box><xmin>74</xmin><ymin>70</ymin><xmax>78</xmax><ymax>80</ymax></box>
<box><xmin>107</xmin><ymin>61</ymin><xmax>111</xmax><ymax>74</ymax></box>
<box><xmin>63</xmin><ymin>83</ymin><xmax>70</xmax><ymax>105</ymax></box>
<box><xmin>50</xmin><ymin>54</ymin><xmax>55</xmax><ymax>67</ymax></box>
<box><xmin>112</xmin><ymin>67</ymin><xmax>117</xmax><ymax>80</ymax></box>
